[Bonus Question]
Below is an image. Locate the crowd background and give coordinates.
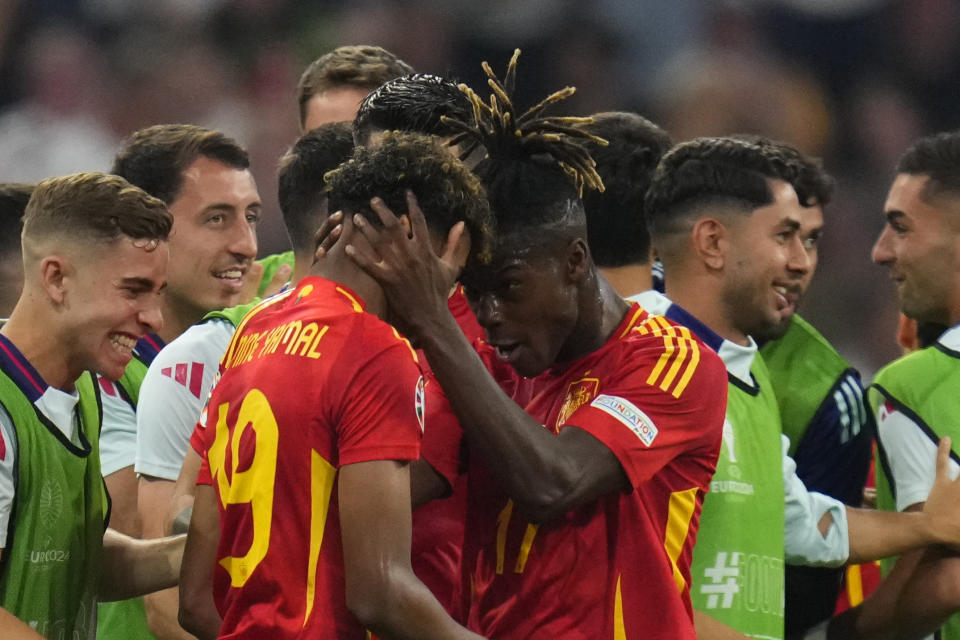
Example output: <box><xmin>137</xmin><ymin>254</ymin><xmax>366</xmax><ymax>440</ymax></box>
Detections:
<box><xmin>1</xmin><ymin>0</ymin><xmax>957</xmax><ymax>376</ymax></box>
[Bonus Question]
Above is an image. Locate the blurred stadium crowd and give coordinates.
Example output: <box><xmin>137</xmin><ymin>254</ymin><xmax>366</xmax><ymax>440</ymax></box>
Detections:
<box><xmin>1</xmin><ymin>0</ymin><xmax>959</xmax><ymax>374</ymax></box>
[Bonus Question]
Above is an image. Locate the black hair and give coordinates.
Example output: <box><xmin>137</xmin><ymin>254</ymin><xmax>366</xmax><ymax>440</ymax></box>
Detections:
<box><xmin>353</xmin><ymin>74</ymin><xmax>474</xmax><ymax>146</ymax></box>
<box><xmin>578</xmin><ymin>112</ymin><xmax>672</xmax><ymax>267</ymax></box>
<box><xmin>324</xmin><ymin>131</ymin><xmax>494</xmax><ymax>263</ymax></box>
<box><xmin>897</xmin><ymin>130</ymin><xmax>960</xmax><ymax>199</ymax></box>
<box><xmin>646</xmin><ymin>136</ymin><xmax>822</xmax><ymax>238</ymax></box>
<box><xmin>731</xmin><ymin>134</ymin><xmax>834</xmax><ymax>207</ymax></box>
<box><xmin>112</xmin><ymin>124</ymin><xmax>249</xmax><ymax>205</ymax></box>
<box><xmin>441</xmin><ymin>49</ymin><xmax>606</xmax><ymax>236</ymax></box>
<box><xmin>277</xmin><ymin>123</ymin><xmax>355</xmax><ymax>255</ymax></box>
<box><xmin>0</xmin><ymin>183</ymin><xmax>32</xmax><ymax>261</ymax></box>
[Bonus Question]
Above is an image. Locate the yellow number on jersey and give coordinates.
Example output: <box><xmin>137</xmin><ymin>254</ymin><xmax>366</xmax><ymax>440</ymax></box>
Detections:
<box><xmin>495</xmin><ymin>500</ymin><xmax>539</xmax><ymax>574</ymax></box>
<box><xmin>207</xmin><ymin>389</ymin><xmax>279</xmax><ymax>587</ymax></box>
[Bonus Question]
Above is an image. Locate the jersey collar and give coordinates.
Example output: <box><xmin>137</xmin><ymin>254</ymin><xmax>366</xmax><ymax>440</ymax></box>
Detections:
<box><xmin>627</xmin><ymin>290</ymin><xmax>757</xmax><ymax>387</ymax></box>
<box><xmin>133</xmin><ymin>333</ymin><xmax>166</xmax><ymax>367</ymax></box>
<box><xmin>0</xmin><ymin>333</ymin><xmax>49</xmax><ymax>402</ymax></box>
<box><xmin>937</xmin><ymin>322</ymin><xmax>960</xmax><ymax>354</ymax></box>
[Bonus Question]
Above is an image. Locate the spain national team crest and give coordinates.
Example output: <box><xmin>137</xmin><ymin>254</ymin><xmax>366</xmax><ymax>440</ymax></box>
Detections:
<box><xmin>415</xmin><ymin>376</ymin><xmax>425</xmax><ymax>432</ymax></box>
<box><xmin>555</xmin><ymin>377</ymin><xmax>600</xmax><ymax>432</ymax></box>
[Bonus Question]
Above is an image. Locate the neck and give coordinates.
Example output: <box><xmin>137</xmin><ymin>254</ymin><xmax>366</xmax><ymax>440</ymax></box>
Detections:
<box><xmin>291</xmin><ymin>252</ymin><xmax>313</xmax><ymax>286</ymax></box>
<box><xmin>1</xmin><ymin>302</ymin><xmax>77</xmax><ymax>391</ymax></box>
<box><xmin>156</xmin><ymin>297</ymin><xmax>200</xmax><ymax>344</ymax></box>
<box><xmin>557</xmin><ymin>270</ymin><xmax>631</xmax><ymax>364</ymax></box>
<box><xmin>664</xmin><ymin>271</ymin><xmax>750</xmax><ymax>346</ymax></box>
<box><xmin>597</xmin><ymin>263</ymin><xmax>653</xmax><ymax>298</ymax></box>
<box><xmin>311</xmin><ymin>248</ymin><xmax>387</xmax><ymax>320</ymax></box>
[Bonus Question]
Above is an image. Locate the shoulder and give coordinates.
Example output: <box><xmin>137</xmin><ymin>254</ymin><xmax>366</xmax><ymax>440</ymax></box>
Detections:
<box><xmin>154</xmin><ymin>320</ymin><xmax>236</xmax><ymax>369</ymax></box>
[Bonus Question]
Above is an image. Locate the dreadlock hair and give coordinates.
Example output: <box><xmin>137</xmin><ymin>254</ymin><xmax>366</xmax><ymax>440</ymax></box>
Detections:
<box><xmin>0</xmin><ymin>183</ymin><xmax>33</xmax><ymax>263</ymax></box>
<box><xmin>277</xmin><ymin>123</ymin><xmax>355</xmax><ymax>257</ymax></box>
<box><xmin>353</xmin><ymin>74</ymin><xmax>474</xmax><ymax>147</ymax></box>
<box><xmin>440</xmin><ymin>49</ymin><xmax>606</xmax><ymax>236</ymax></box>
<box><xmin>112</xmin><ymin>124</ymin><xmax>249</xmax><ymax>205</ymax></box>
<box><xmin>646</xmin><ymin>136</ymin><xmax>816</xmax><ymax>240</ymax></box>
<box><xmin>297</xmin><ymin>46</ymin><xmax>414</xmax><ymax>129</ymax></box>
<box><xmin>897</xmin><ymin>130</ymin><xmax>960</xmax><ymax>203</ymax></box>
<box><xmin>324</xmin><ymin>131</ymin><xmax>494</xmax><ymax>263</ymax></box>
<box><xmin>576</xmin><ymin>112</ymin><xmax>672</xmax><ymax>268</ymax></box>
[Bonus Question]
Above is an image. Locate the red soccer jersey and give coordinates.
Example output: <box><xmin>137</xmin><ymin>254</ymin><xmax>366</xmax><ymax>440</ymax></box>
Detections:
<box><xmin>461</xmin><ymin>304</ymin><xmax>727</xmax><ymax>639</ymax></box>
<box><xmin>197</xmin><ymin>276</ymin><xmax>424</xmax><ymax>640</ymax></box>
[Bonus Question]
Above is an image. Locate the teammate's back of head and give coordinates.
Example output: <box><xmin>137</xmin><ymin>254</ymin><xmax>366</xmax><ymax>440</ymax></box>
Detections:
<box><xmin>577</xmin><ymin>112</ymin><xmax>672</xmax><ymax>268</ymax></box>
<box><xmin>112</xmin><ymin>124</ymin><xmax>249</xmax><ymax>205</ymax></box>
<box><xmin>277</xmin><ymin>122</ymin><xmax>355</xmax><ymax>263</ymax></box>
<box><xmin>297</xmin><ymin>45</ymin><xmax>413</xmax><ymax>132</ymax></box>
<box><xmin>352</xmin><ymin>73</ymin><xmax>473</xmax><ymax>147</ymax></box>
<box><xmin>0</xmin><ymin>183</ymin><xmax>34</xmax><ymax>318</ymax></box>
<box><xmin>324</xmin><ymin>131</ymin><xmax>493</xmax><ymax>262</ymax></box>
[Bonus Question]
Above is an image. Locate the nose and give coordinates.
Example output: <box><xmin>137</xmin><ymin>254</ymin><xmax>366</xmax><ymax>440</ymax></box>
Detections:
<box><xmin>229</xmin><ymin>218</ymin><xmax>258</xmax><ymax>260</ymax></box>
<box><xmin>787</xmin><ymin>236</ymin><xmax>811</xmax><ymax>275</ymax></box>
<box><xmin>872</xmin><ymin>227</ymin><xmax>894</xmax><ymax>265</ymax></box>
<box><xmin>139</xmin><ymin>299</ymin><xmax>164</xmax><ymax>333</ymax></box>
<box><xmin>474</xmin><ymin>294</ymin><xmax>503</xmax><ymax>329</ymax></box>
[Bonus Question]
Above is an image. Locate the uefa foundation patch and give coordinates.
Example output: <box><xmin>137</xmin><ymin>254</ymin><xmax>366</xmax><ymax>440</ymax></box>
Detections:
<box><xmin>591</xmin><ymin>394</ymin><xmax>658</xmax><ymax>446</ymax></box>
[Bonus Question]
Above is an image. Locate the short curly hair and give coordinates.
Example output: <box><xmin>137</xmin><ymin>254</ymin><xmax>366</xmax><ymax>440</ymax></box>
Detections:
<box><xmin>645</xmin><ymin>136</ymin><xmax>826</xmax><ymax>238</ymax></box>
<box><xmin>325</xmin><ymin>131</ymin><xmax>493</xmax><ymax>263</ymax></box>
<box><xmin>297</xmin><ymin>46</ymin><xmax>413</xmax><ymax>129</ymax></box>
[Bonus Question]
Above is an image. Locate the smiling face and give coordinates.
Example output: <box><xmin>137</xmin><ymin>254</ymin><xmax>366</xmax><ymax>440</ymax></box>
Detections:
<box><xmin>462</xmin><ymin>233</ymin><xmax>583</xmax><ymax>378</ymax></box>
<box><xmin>872</xmin><ymin>173</ymin><xmax>960</xmax><ymax>326</ymax></box>
<box><xmin>164</xmin><ymin>156</ymin><xmax>260</xmax><ymax>325</ymax></box>
<box><xmin>721</xmin><ymin>179</ymin><xmax>814</xmax><ymax>342</ymax></box>
<box><xmin>64</xmin><ymin>238</ymin><xmax>168</xmax><ymax>381</ymax></box>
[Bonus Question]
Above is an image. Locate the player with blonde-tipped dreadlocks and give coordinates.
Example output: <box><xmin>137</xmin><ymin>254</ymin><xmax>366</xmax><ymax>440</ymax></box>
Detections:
<box><xmin>341</xmin><ymin>50</ymin><xmax>728</xmax><ymax>639</ymax></box>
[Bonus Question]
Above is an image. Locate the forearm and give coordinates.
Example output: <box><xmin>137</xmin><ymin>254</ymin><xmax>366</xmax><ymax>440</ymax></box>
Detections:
<box><xmin>100</xmin><ymin>528</ymin><xmax>185</xmax><ymax>601</ymax></box>
<box><xmin>420</xmin><ymin>318</ymin><xmax>581</xmax><ymax>519</ymax></box>
<box><xmin>0</xmin><ymin>608</ymin><xmax>45</xmax><ymax>639</ymax></box>
<box><xmin>845</xmin><ymin>507</ymin><xmax>939</xmax><ymax>565</ymax></box>
<box><xmin>824</xmin><ymin>548</ymin><xmax>955</xmax><ymax>640</ymax></box>
<box><xmin>356</xmin><ymin>566</ymin><xmax>485</xmax><ymax>640</ymax></box>
<box><xmin>144</xmin><ymin>587</ymin><xmax>197</xmax><ymax>640</ymax></box>
<box><xmin>694</xmin><ymin>610</ymin><xmax>750</xmax><ymax>639</ymax></box>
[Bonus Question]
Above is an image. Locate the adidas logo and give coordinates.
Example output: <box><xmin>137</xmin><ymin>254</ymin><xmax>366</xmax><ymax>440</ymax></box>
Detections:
<box><xmin>161</xmin><ymin>362</ymin><xmax>205</xmax><ymax>399</ymax></box>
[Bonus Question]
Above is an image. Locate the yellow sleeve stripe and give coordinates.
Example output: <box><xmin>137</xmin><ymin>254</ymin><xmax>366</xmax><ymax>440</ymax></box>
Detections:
<box><xmin>335</xmin><ymin>286</ymin><xmax>364</xmax><ymax>313</ymax></box>
<box><xmin>222</xmin><ymin>291</ymin><xmax>293</xmax><ymax>369</ymax></box>
<box><xmin>634</xmin><ymin>315</ymin><xmax>701</xmax><ymax>398</ymax></box>
<box><xmin>663</xmin><ymin>487</ymin><xmax>699</xmax><ymax>593</ymax></box>
<box><xmin>390</xmin><ymin>327</ymin><xmax>419</xmax><ymax>364</ymax></box>
<box><xmin>618</xmin><ymin>306</ymin><xmax>647</xmax><ymax>339</ymax></box>
<box><xmin>614</xmin><ymin>574</ymin><xmax>626</xmax><ymax>640</ymax></box>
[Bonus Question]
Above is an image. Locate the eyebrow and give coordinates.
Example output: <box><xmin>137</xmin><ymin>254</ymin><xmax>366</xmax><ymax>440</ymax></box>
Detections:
<box><xmin>885</xmin><ymin>210</ymin><xmax>905</xmax><ymax>223</ymax></box>
<box><xmin>201</xmin><ymin>202</ymin><xmax>262</xmax><ymax>214</ymax></box>
<box><xmin>779</xmin><ymin>218</ymin><xmax>801</xmax><ymax>231</ymax></box>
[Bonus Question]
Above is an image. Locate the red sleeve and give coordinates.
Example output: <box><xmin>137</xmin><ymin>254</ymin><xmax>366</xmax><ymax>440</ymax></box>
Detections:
<box><xmin>564</xmin><ymin>337</ymin><xmax>727</xmax><ymax>488</ymax></box>
<box><xmin>419</xmin><ymin>373</ymin><xmax>464</xmax><ymax>487</ymax></box>
<box><xmin>194</xmin><ymin>421</ymin><xmax>213</xmax><ymax>486</ymax></box>
<box><xmin>336</xmin><ymin>327</ymin><xmax>424</xmax><ymax>467</ymax></box>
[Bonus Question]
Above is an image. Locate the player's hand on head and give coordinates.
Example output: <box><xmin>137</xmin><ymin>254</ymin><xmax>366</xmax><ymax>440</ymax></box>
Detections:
<box><xmin>313</xmin><ymin>211</ymin><xmax>344</xmax><ymax>264</ymax></box>
<box><xmin>922</xmin><ymin>436</ymin><xmax>960</xmax><ymax>549</ymax></box>
<box><xmin>346</xmin><ymin>191</ymin><xmax>461</xmax><ymax>340</ymax></box>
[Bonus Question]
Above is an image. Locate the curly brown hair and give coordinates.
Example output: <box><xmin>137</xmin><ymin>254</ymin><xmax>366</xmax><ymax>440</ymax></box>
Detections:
<box><xmin>324</xmin><ymin>131</ymin><xmax>494</xmax><ymax>263</ymax></box>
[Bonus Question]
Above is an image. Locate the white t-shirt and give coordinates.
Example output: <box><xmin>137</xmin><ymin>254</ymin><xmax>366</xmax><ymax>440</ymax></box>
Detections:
<box><xmin>134</xmin><ymin>320</ymin><xmax>236</xmax><ymax>481</ymax></box>
<box><xmin>630</xmin><ymin>289</ymin><xmax>849</xmax><ymax>566</ymax></box>
<box><xmin>0</xmin><ymin>386</ymin><xmax>81</xmax><ymax>546</ymax></box>
<box><xmin>876</xmin><ymin>324</ymin><xmax>960</xmax><ymax>512</ymax></box>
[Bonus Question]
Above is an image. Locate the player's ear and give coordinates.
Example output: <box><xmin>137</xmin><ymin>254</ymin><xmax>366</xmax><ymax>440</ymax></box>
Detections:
<box><xmin>691</xmin><ymin>218</ymin><xmax>727</xmax><ymax>271</ymax></box>
<box><xmin>38</xmin><ymin>255</ymin><xmax>70</xmax><ymax>305</ymax></box>
<box><xmin>566</xmin><ymin>238</ymin><xmax>590</xmax><ymax>283</ymax></box>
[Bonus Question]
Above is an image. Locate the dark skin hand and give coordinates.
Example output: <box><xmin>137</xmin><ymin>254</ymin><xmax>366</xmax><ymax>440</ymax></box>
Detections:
<box><xmin>345</xmin><ymin>192</ymin><xmax>629</xmax><ymax>523</ymax></box>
